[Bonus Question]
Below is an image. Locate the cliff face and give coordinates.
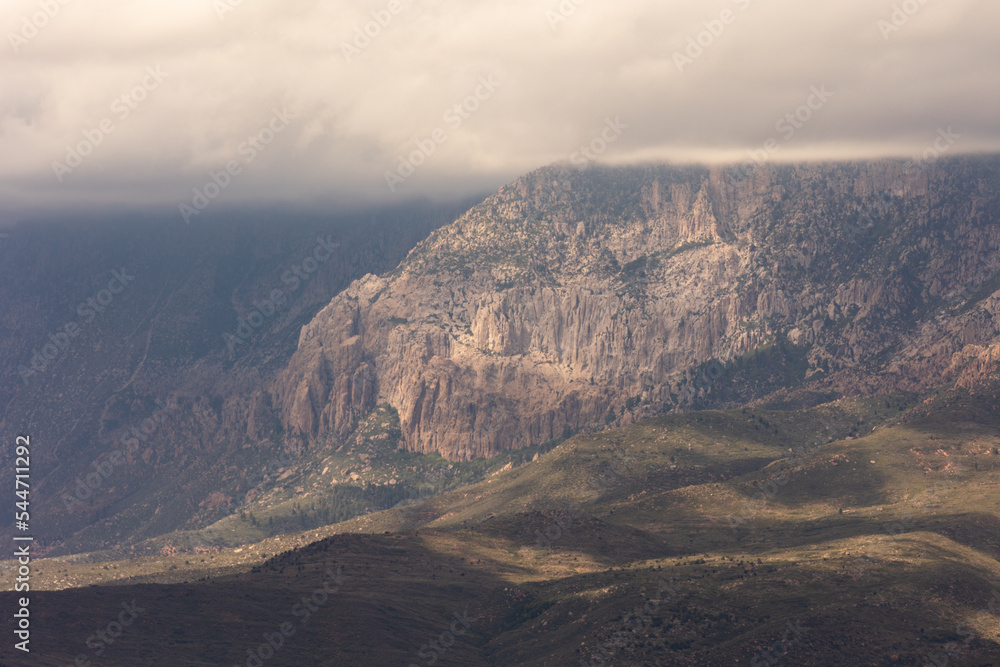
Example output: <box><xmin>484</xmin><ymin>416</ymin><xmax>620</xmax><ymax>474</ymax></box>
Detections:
<box><xmin>0</xmin><ymin>204</ymin><xmax>472</xmax><ymax>552</ymax></box>
<box><xmin>275</xmin><ymin>158</ymin><xmax>1000</xmax><ymax>460</ymax></box>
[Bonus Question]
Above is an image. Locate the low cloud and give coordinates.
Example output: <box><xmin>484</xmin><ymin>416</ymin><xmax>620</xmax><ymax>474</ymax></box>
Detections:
<box><xmin>1</xmin><ymin>0</ymin><xmax>998</xmax><ymax>221</ymax></box>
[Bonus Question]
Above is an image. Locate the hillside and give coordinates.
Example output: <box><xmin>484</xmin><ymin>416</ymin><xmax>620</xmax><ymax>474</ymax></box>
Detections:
<box><xmin>275</xmin><ymin>157</ymin><xmax>1000</xmax><ymax>461</ymax></box>
<box><xmin>0</xmin><ymin>202</ymin><xmax>472</xmax><ymax>554</ymax></box>
<box><xmin>6</xmin><ymin>155</ymin><xmax>1000</xmax><ymax>563</ymax></box>
<box><xmin>5</xmin><ymin>378</ymin><xmax>1000</xmax><ymax>665</ymax></box>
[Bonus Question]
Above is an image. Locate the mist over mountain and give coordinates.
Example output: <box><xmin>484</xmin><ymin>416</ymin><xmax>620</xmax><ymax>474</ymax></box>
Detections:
<box><xmin>2</xmin><ymin>153</ymin><xmax>999</xmax><ymax>552</ymax></box>
<box><xmin>5</xmin><ymin>0</ymin><xmax>1000</xmax><ymax>663</ymax></box>
<box><xmin>2</xmin><ymin>156</ymin><xmax>1000</xmax><ymax>665</ymax></box>
<box><xmin>0</xmin><ymin>200</ymin><xmax>477</xmax><ymax>552</ymax></box>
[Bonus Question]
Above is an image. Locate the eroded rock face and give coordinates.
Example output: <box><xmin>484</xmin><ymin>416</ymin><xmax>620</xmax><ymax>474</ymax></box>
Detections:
<box><xmin>275</xmin><ymin>158</ymin><xmax>1000</xmax><ymax>460</ymax></box>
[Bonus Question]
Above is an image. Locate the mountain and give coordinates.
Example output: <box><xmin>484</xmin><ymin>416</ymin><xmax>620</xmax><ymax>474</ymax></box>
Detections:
<box><xmin>0</xmin><ymin>201</ymin><xmax>475</xmax><ymax>554</ymax></box>
<box><xmin>3</xmin><ymin>155</ymin><xmax>1000</xmax><ymax>665</ymax></box>
<box><xmin>274</xmin><ymin>156</ymin><xmax>1000</xmax><ymax>461</ymax></box>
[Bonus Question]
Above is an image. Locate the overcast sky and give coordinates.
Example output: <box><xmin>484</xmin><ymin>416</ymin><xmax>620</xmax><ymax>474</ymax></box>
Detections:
<box><xmin>1</xmin><ymin>0</ymin><xmax>998</xmax><ymax>223</ymax></box>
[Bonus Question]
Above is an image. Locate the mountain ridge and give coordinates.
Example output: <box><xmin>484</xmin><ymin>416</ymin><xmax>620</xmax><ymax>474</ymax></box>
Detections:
<box><xmin>275</xmin><ymin>156</ymin><xmax>1000</xmax><ymax>460</ymax></box>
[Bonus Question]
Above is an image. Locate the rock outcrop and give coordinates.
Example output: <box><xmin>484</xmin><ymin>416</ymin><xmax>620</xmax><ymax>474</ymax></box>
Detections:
<box><xmin>276</xmin><ymin>158</ymin><xmax>1000</xmax><ymax>460</ymax></box>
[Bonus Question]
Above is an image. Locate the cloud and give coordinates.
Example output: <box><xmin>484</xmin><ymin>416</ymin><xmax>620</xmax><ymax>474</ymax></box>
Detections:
<box><xmin>1</xmin><ymin>0</ymin><xmax>998</xmax><ymax>219</ymax></box>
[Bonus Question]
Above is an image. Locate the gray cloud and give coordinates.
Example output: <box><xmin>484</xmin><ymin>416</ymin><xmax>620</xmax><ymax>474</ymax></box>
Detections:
<box><xmin>1</xmin><ymin>0</ymin><xmax>998</xmax><ymax>220</ymax></box>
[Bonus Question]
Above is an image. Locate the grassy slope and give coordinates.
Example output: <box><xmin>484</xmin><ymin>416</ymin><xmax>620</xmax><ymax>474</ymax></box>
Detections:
<box><xmin>4</xmin><ymin>391</ymin><xmax>1000</xmax><ymax>665</ymax></box>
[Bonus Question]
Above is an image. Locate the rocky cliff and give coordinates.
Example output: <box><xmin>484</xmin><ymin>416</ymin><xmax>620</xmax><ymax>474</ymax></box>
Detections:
<box><xmin>275</xmin><ymin>157</ymin><xmax>1000</xmax><ymax>460</ymax></box>
<box><xmin>0</xmin><ymin>203</ymin><xmax>470</xmax><ymax>552</ymax></box>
